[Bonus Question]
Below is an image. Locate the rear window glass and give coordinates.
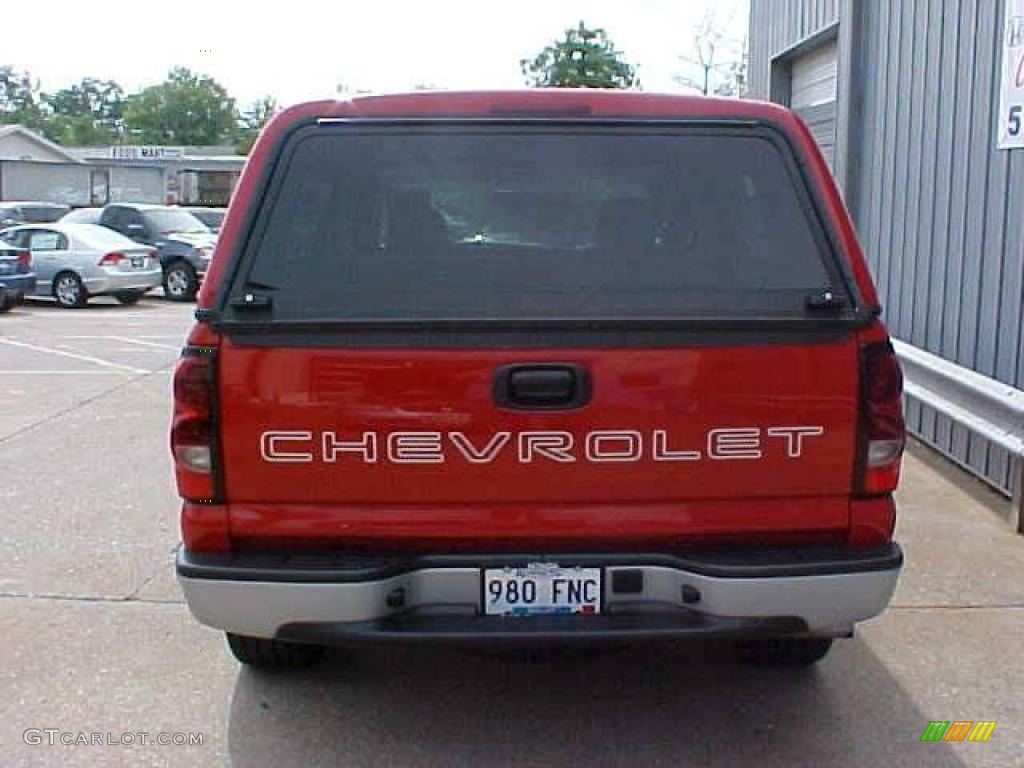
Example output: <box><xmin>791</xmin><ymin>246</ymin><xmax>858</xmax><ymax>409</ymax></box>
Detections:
<box><xmin>240</xmin><ymin>127</ymin><xmax>840</xmax><ymax>321</ymax></box>
<box><xmin>21</xmin><ymin>205</ymin><xmax>69</xmax><ymax>223</ymax></box>
<box><xmin>188</xmin><ymin>209</ymin><xmax>225</xmax><ymax>228</ymax></box>
<box><xmin>143</xmin><ymin>208</ymin><xmax>209</xmax><ymax>235</ymax></box>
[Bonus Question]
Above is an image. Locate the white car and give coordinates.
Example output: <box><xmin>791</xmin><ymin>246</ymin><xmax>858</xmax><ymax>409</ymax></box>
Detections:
<box><xmin>0</xmin><ymin>223</ymin><xmax>162</xmax><ymax>308</ymax></box>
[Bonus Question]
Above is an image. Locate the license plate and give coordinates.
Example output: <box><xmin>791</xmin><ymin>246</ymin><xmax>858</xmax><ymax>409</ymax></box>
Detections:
<box><xmin>484</xmin><ymin>563</ymin><xmax>601</xmax><ymax>616</ymax></box>
<box><xmin>131</xmin><ymin>257</ymin><xmax>144</xmax><ymax>268</ymax></box>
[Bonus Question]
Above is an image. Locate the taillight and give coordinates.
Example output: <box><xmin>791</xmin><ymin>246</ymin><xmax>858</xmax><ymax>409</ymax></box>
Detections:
<box><xmin>16</xmin><ymin>250</ymin><xmax>31</xmax><ymax>271</ymax></box>
<box><xmin>171</xmin><ymin>348</ymin><xmax>220</xmax><ymax>502</ymax></box>
<box><xmin>856</xmin><ymin>340</ymin><xmax>906</xmax><ymax>495</ymax></box>
<box><xmin>98</xmin><ymin>251</ymin><xmax>125</xmax><ymax>266</ymax></box>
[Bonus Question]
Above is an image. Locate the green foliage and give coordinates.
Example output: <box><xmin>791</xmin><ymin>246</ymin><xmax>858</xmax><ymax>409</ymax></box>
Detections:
<box><xmin>41</xmin><ymin>115</ymin><xmax>112</xmax><ymax>146</ymax></box>
<box><xmin>521</xmin><ymin>21</ymin><xmax>637</xmax><ymax>89</ymax></box>
<box><xmin>123</xmin><ymin>67</ymin><xmax>237</xmax><ymax>145</ymax></box>
<box><xmin>40</xmin><ymin>78</ymin><xmax>124</xmax><ymax>145</ymax></box>
<box><xmin>45</xmin><ymin>78</ymin><xmax>123</xmax><ymax>120</ymax></box>
<box><xmin>0</xmin><ymin>66</ymin><xmax>44</xmax><ymax>130</ymax></box>
<box><xmin>1</xmin><ymin>65</ymin><xmax>276</xmax><ymax>151</ymax></box>
<box><xmin>234</xmin><ymin>96</ymin><xmax>278</xmax><ymax>155</ymax></box>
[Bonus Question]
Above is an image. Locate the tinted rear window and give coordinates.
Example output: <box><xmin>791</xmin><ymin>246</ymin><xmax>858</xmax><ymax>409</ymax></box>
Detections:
<box><xmin>188</xmin><ymin>209</ymin><xmax>225</xmax><ymax>228</ymax></box>
<box><xmin>143</xmin><ymin>209</ymin><xmax>209</xmax><ymax>235</ymax></box>
<box><xmin>239</xmin><ymin>125</ymin><xmax>843</xmax><ymax>322</ymax></box>
<box><xmin>21</xmin><ymin>205</ymin><xmax>69</xmax><ymax>223</ymax></box>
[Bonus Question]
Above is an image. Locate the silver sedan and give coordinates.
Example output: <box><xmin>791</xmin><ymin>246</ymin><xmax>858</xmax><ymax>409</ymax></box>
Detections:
<box><xmin>0</xmin><ymin>223</ymin><xmax>162</xmax><ymax>308</ymax></box>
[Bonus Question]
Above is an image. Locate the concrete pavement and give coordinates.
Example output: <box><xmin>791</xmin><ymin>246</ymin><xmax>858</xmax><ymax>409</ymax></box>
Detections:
<box><xmin>0</xmin><ymin>298</ymin><xmax>1021</xmax><ymax>767</ymax></box>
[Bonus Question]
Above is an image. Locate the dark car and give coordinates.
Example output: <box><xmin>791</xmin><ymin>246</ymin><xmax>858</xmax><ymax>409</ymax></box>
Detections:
<box><xmin>97</xmin><ymin>204</ymin><xmax>216</xmax><ymax>301</ymax></box>
<box><xmin>0</xmin><ymin>202</ymin><xmax>71</xmax><ymax>228</ymax></box>
<box><xmin>0</xmin><ymin>239</ymin><xmax>37</xmax><ymax>310</ymax></box>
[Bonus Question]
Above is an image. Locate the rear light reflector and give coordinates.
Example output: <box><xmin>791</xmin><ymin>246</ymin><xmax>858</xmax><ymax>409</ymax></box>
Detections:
<box><xmin>857</xmin><ymin>340</ymin><xmax>906</xmax><ymax>495</ymax></box>
<box><xmin>867</xmin><ymin>439</ymin><xmax>903</xmax><ymax>467</ymax></box>
<box><xmin>98</xmin><ymin>251</ymin><xmax>125</xmax><ymax>266</ymax></box>
<box><xmin>175</xmin><ymin>444</ymin><xmax>213</xmax><ymax>473</ymax></box>
<box><xmin>16</xmin><ymin>250</ymin><xmax>31</xmax><ymax>270</ymax></box>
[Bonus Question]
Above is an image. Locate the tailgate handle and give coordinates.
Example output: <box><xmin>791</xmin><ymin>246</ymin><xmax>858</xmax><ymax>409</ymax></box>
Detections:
<box><xmin>494</xmin><ymin>364</ymin><xmax>591</xmax><ymax>410</ymax></box>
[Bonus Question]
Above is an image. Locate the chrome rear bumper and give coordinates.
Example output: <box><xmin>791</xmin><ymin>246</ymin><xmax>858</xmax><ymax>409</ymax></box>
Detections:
<box><xmin>177</xmin><ymin>545</ymin><xmax>902</xmax><ymax>642</ymax></box>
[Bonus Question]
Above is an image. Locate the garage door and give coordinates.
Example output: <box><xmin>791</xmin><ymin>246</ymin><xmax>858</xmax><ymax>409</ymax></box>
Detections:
<box><xmin>791</xmin><ymin>39</ymin><xmax>838</xmax><ymax>169</ymax></box>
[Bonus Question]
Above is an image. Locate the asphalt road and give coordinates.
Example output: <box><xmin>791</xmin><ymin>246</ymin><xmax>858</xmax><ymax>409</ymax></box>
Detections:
<box><xmin>1</xmin><ymin>297</ymin><xmax>1022</xmax><ymax>767</ymax></box>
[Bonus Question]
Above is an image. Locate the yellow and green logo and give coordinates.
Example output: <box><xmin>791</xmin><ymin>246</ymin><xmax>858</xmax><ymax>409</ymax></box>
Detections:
<box><xmin>920</xmin><ymin>721</ymin><xmax>996</xmax><ymax>742</ymax></box>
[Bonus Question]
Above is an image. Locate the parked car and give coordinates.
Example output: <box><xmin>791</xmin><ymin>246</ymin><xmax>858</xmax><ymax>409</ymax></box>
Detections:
<box><xmin>60</xmin><ymin>207</ymin><xmax>103</xmax><ymax>225</ymax></box>
<box><xmin>0</xmin><ymin>239</ymin><xmax>37</xmax><ymax>311</ymax></box>
<box><xmin>0</xmin><ymin>202</ymin><xmax>70</xmax><ymax>228</ymax></box>
<box><xmin>0</xmin><ymin>223</ymin><xmax>161</xmax><ymax>308</ymax></box>
<box><xmin>183</xmin><ymin>206</ymin><xmax>226</xmax><ymax>233</ymax></box>
<box><xmin>173</xmin><ymin>91</ymin><xmax>905</xmax><ymax>670</ymax></box>
<box><xmin>96</xmin><ymin>204</ymin><xmax>215</xmax><ymax>301</ymax></box>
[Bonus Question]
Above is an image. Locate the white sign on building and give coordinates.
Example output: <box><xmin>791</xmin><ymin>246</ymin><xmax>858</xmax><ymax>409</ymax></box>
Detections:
<box><xmin>999</xmin><ymin>0</ymin><xmax>1024</xmax><ymax>149</ymax></box>
<box><xmin>108</xmin><ymin>146</ymin><xmax>185</xmax><ymax>160</ymax></box>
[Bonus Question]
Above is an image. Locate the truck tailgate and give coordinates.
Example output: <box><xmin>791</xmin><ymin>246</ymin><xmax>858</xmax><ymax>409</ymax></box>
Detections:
<box><xmin>218</xmin><ymin>340</ymin><xmax>858</xmax><ymax>544</ymax></box>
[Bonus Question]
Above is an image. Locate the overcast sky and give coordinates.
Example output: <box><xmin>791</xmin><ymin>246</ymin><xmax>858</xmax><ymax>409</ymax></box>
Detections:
<box><xmin>5</xmin><ymin>0</ymin><xmax>748</xmax><ymax>108</ymax></box>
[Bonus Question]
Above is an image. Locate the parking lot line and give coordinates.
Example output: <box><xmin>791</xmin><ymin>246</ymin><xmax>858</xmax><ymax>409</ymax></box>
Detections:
<box><xmin>0</xmin><ymin>338</ymin><xmax>148</xmax><ymax>374</ymax></box>
<box><xmin>0</xmin><ymin>370</ymin><xmax>126</xmax><ymax>375</ymax></box>
<box><xmin>64</xmin><ymin>335</ymin><xmax>182</xmax><ymax>351</ymax></box>
<box><xmin>21</xmin><ymin>310</ymin><xmax>184</xmax><ymax>319</ymax></box>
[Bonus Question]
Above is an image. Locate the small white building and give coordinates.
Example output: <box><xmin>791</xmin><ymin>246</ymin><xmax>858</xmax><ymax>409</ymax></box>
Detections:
<box><xmin>0</xmin><ymin>125</ymin><xmax>165</xmax><ymax>206</ymax></box>
<box><xmin>0</xmin><ymin>124</ymin><xmax>81</xmax><ymax>163</ymax></box>
<box><xmin>67</xmin><ymin>145</ymin><xmax>246</xmax><ymax>206</ymax></box>
<box><xmin>0</xmin><ymin>125</ymin><xmax>246</xmax><ymax>207</ymax></box>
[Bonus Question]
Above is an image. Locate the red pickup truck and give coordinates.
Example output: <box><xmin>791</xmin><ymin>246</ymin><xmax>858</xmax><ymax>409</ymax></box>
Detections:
<box><xmin>173</xmin><ymin>90</ymin><xmax>905</xmax><ymax>669</ymax></box>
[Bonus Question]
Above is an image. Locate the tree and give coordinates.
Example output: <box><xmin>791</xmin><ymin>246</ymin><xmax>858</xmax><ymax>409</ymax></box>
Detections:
<box><xmin>521</xmin><ymin>21</ymin><xmax>637</xmax><ymax>89</ymax></box>
<box><xmin>675</xmin><ymin>9</ymin><xmax>746</xmax><ymax>97</ymax></box>
<box><xmin>0</xmin><ymin>66</ymin><xmax>44</xmax><ymax>131</ymax></box>
<box><xmin>41</xmin><ymin>78</ymin><xmax>125</xmax><ymax>145</ymax></box>
<box><xmin>123</xmin><ymin>67</ymin><xmax>237</xmax><ymax>145</ymax></box>
<box><xmin>234</xmin><ymin>96</ymin><xmax>278</xmax><ymax>155</ymax></box>
<box><xmin>713</xmin><ymin>35</ymin><xmax>748</xmax><ymax>98</ymax></box>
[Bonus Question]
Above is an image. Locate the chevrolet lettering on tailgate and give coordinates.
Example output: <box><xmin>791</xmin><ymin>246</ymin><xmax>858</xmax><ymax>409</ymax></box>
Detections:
<box><xmin>259</xmin><ymin>426</ymin><xmax>826</xmax><ymax>464</ymax></box>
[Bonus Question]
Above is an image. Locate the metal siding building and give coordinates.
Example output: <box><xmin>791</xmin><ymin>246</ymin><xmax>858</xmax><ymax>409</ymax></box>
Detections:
<box><xmin>750</xmin><ymin>0</ymin><xmax>1024</xmax><ymax>498</ymax></box>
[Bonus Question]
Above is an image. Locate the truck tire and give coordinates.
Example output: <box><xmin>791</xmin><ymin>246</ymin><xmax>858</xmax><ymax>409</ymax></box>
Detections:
<box><xmin>163</xmin><ymin>261</ymin><xmax>197</xmax><ymax>302</ymax></box>
<box><xmin>734</xmin><ymin>637</ymin><xmax>833</xmax><ymax>667</ymax></box>
<box><xmin>225</xmin><ymin>633</ymin><xmax>326</xmax><ymax>668</ymax></box>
